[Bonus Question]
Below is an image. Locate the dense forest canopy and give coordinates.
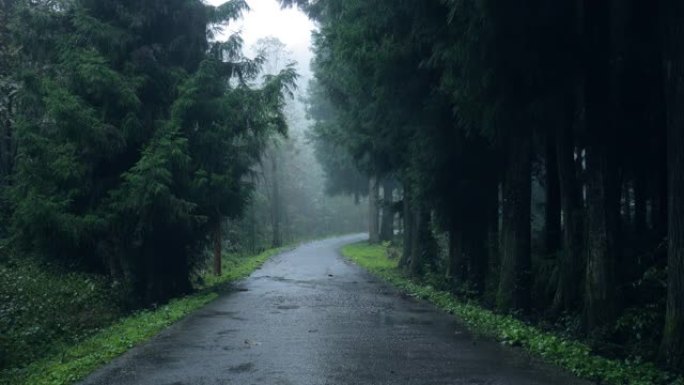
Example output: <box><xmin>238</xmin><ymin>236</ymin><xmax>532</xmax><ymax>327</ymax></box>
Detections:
<box><xmin>0</xmin><ymin>1</ymin><xmax>369</xmax><ymax>374</ymax></box>
<box><xmin>0</xmin><ymin>0</ymin><xmax>365</xmax><ymax>306</ymax></box>
<box><xmin>1</xmin><ymin>0</ymin><xmax>300</xmax><ymax>303</ymax></box>
<box><xmin>299</xmin><ymin>0</ymin><xmax>684</xmax><ymax>373</ymax></box>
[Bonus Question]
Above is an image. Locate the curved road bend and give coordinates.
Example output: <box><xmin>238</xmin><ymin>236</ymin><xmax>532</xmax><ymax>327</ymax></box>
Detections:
<box><xmin>80</xmin><ymin>234</ymin><xmax>591</xmax><ymax>385</ymax></box>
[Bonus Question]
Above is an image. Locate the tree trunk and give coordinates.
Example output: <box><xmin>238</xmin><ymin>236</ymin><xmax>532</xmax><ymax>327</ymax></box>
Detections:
<box><xmin>0</xmin><ymin>3</ymin><xmax>12</xmax><ymax>188</ymax></box>
<box><xmin>271</xmin><ymin>156</ymin><xmax>282</xmax><ymax>248</ymax></box>
<box><xmin>213</xmin><ymin>219</ymin><xmax>222</xmax><ymax>276</ymax></box>
<box><xmin>282</xmin><ymin>200</ymin><xmax>290</xmax><ymax>245</ymax></box>
<box><xmin>400</xmin><ymin>186</ymin><xmax>412</xmax><ymax>268</ymax></box>
<box><xmin>380</xmin><ymin>179</ymin><xmax>394</xmax><ymax>242</ymax></box>
<box><xmin>633</xmin><ymin>170</ymin><xmax>647</xmax><ymax>235</ymax></box>
<box><xmin>584</xmin><ymin>147</ymin><xmax>618</xmax><ymax>331</ymax></box>
<box><xmin>409</xmin><ymin>204</ymin><xmax>431</xmax><ymax>276</ymax></box>
<box><xmin>582</xmin><ymin>0</ymin><xmax>619</xmax><ymax>333</ymax></box>
<box><xmin>0</xmin><ymin>103</ymin><xmax>11</xmax><ymax>238</ymax></box>
<box><xmin>368</xmin><ymin>176</ymin><xmax>380</xmax><ymax>244</ymax></box>
<box><xmin>652</xmin><ymin>157</ymin><xmax>668</xmax><ymax>237</ymax></box>
<box><xmin>661</xmin><ymin>0</ymin><xmax>684</xmax><ymax>367</ymax></box>
<box><xmin>446</xmin><ymin>224</ymin><xmax>464</xmax><ymax>284</ymax></box>
<box><xmin>249</xmin><ymin>205</ymin><xmax>257</xmax><ymax>253</ymax></box>
<box><xmin>408</xmin><ymin>204</ymin><xmax>422</xmax><ymax>275</ymax></box>
<box><xmin>545</xmin><ymin>130</ymin><xmax>562</xmax><ymax>256</ymax></box>
<box><xmin>552</xmin><ymin>96</ymin><xmax>584</xmax><ymax>314</ymax></box>
<box><xmin>0</xmin><ymin>113</ymin><xmax>10</xmax><ymax>184</ymax></box>
<box><xmin>662</xmin><ymin>88</ymin><xmax>684</xmax><ymax>369</ymax></box>
<box><xmin>497</xmin><ymin>132</ymin><xmax>532</xmax><ymax>312</ymax></box>
<box><xmin>0</xmin><ymin>83</ymin><xmax>14</xmax><ymax>190</ymax></box>
<box><xmin>485</xmin><ymin>181</ymin><xmax>501</xmax><ymax>303</ymax></box>
<box><xmin>464</xmin><ymin>220</ymin><xmax>488</xmax><ymax>296</ymax></box>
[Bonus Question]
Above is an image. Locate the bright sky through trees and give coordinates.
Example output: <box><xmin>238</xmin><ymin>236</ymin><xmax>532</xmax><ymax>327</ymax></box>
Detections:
<box><xmin>207</xmin><ymin>0</ymin><xmax>315</xmax><ymax>78</ymax></box>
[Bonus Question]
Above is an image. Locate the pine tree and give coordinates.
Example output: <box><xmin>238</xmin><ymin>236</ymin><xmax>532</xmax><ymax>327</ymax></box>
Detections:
<box><xmin>9</xmin><ymin>0</ymin><xmax>296</xmax><ymax>302</ymax></box>
<box><xmin>661</xmin><ymin>0</ymin><xmax>684</xmax><ymax>369</ymax></box>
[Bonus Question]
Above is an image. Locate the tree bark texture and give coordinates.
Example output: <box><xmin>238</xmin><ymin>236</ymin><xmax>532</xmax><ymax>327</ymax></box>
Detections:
<box><xmin>368</xmin><ymin>176</ymin><xmax>380</xmax><ymax>244</ymax></box>
<box><xmin>545</xmin><ymin>130</ymin><xmax>562</xmax><ymax>257</ymax></box>
<box><xmin>486</xmin><ymin>181</ymin><xmax>501</xmax><ymax>299</ymax></box>
<box><xmin>400</xmin><ymin>186</ymin><xmax>412</xmax><ymax>268</ymax></box>
<box><xmin>464</xmin><ymin>220</ymin><xmax>488</xmax><ymax>296</ymax></box>
<box><xmin>271</xmin><ymin>156</ymin><xmax>282</xmax><ymax>248</ymax></box>
<box><xmin>582</xmin><ymin>0</ymin><xmax>619</xmax><ymax>333</ymax></box>
<box><xmin>214</xmin><ymin>219</ymin><xmax>222</xmax><ymax>276</ymax></box>
<box><xmin>661</xmin><ymin>0</ymin><xmax>684</xmax><ymax>367</ymax></box>
<box><xmin>553</xmin><ymin>94</ymin><xmax>584</xmax><ymax>313</ymax></box>
<box><xmin>584</xmin><ymin>147</ymin><xmax>619</xmax><ymax>331</ymax></box>
<box><xmin>380</xmin><ymin>179</ymin><xmax>394</xmax><ymax>242</ymax></box>
<box><xmin>447</xmin><ymin>224</ymin><xmax>465</xmax><ymax>283</ymax></box>
<box><xmin>408</xmin><ymin>204</ymin><xmax>432</xmax><ymax>276</ymax></box>
<box><xmin>409</xmin><ymin>204</ymin><xmax>422</xmax><ymax>275</ymax></box>
<box><xmin>497</xmin><ymin>132</ymin><xmax>532</xmax><ymax>312</ymax></box>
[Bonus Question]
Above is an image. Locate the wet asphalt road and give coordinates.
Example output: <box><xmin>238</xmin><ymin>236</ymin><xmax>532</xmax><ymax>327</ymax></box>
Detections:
<box><xmin>80</xmin><ymin>235</ymin><xmax>592</xmax><ymax>385</ymax></box>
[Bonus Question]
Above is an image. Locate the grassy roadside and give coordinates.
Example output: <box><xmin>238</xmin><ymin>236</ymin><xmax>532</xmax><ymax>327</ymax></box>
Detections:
<box><xmin>341</xmin><ymin>242</ymin><xmax>683</xmax><ymax>385</ymax></box>
<box><xmin>1</xmin><ymin>247</ymin><xmax>285</xmax><ymax>385</ymax></box>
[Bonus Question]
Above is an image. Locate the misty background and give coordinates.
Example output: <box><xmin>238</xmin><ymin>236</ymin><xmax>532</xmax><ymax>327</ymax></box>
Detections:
<box><xmin>211</xmin><ymin>0</ymin><xmax>368</xmax><ymax>252</ymax></box>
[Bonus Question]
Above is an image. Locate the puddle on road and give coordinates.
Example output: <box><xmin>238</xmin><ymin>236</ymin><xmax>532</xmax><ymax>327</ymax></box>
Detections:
<box><xmin>217</xmin><ymin>329</ymin><xmax>238</xmax><ymax>336</ymax></box>
<box><xmin>228</xmin><ymin>362</ymin><xmax>256</xmax><ymax>373</ymax></box>
<box><xmin>277</xmin><ymin>305</ymin><xmax>300</xmax><ymax>310</ymax></box>
<box><xmin>196</xmin><ymin>310</ymin><xmax>236</xmax><ymax>318</ymax></box>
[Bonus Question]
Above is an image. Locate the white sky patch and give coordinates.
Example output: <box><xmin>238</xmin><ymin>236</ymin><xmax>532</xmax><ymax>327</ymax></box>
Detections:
<box><xmin>207</xmin><ymin>0</ymin><xmax>316</xmax><ymax>79</ymax></box>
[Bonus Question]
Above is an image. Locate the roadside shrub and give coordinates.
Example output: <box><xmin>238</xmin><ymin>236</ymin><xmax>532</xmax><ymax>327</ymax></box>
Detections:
<box><xmin>342</xmin><ymin>241</ymin><xmax>684</xmax><ymax>385</ymax></box>
<box><xmin>0</xmin><ymin>257</ymin><xmax>125</xmax><ymax>370</ymax></box>
<box><xmin>2</xmin><ymin>246</ymin><xmax>283</xmax><ymax>385</ymax></box>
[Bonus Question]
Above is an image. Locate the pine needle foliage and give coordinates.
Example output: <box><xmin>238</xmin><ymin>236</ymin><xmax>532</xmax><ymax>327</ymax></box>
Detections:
<box><xmin>5</xmin><ymin>0</ymin><xmax>296</xmax><ymax>303</ymax></box>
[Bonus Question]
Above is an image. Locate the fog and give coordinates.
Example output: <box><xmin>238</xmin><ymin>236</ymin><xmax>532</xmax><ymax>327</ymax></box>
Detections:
<box><xmin>218</xmin><ymin>1</ymin><xmax>368</xmax><ymax>251</ymax></box>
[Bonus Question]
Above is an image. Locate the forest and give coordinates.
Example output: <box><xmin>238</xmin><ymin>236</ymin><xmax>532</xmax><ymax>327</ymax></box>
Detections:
<box><xmin>299</xmin><ymin>0</ymin><xmax>684</xmax><ymax>375</ymax></box>
<box><xmin>1</xmin><ymin>0</ymin><xmax>684</xmax><ymax>383</ymax></box>
<box><xmin>0</xmin><ymin>0</ymin><xmax>366</xmax><ymax>377</ymax></box>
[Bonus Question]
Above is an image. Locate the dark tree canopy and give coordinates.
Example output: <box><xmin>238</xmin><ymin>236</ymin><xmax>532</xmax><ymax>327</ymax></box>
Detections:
<box><xmin>3</xmin><ymin>0</ymin><xmax>296</xmax><ymax>303</ymax></box>
<box><xmin>0</xmin><ymin>0</ymin><xmax>683</xmax><ymax>378</ymax></box>
<box><xmin>305</xmin><ymin>0</ymin><xmax>684</xmax><ymax>374</ymax></box>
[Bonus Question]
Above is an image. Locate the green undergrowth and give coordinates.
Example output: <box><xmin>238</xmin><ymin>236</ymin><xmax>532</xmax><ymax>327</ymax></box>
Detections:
<box><xmin>341</xmin><ymin>242</ymin><xmax>684</xmax><ymax>385</ymax></box>
<box><xmin>1</xmin><ymin>247</ymin><xmax>285</xmax><ymax>385</ymax></box>
<box><xmin>198</xmin><ymin>247</ymin><xmax>285</xmax><ymax>289</ymax></box>
<box><xmin>0</xmin><ymin>258</ymin><xmax>127</xmax><ymax>374</ymax></box>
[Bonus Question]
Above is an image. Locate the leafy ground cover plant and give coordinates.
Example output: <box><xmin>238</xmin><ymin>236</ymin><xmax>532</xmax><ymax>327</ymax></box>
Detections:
<box><xmin>0</xmin><ymin>247</ymin><xmax>284</xmax><ymax>385</ymax></box>
<box><xmin>341</xmin><ymin>242</ymin><xmax>684</xmax><ymax>385</ymax></box>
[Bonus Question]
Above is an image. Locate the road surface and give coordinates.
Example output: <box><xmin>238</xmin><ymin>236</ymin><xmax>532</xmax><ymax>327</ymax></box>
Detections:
<box><xmin>80</xmin><ymin>235</ymin><xmax>591</xmax><ymax>385</ymax></box>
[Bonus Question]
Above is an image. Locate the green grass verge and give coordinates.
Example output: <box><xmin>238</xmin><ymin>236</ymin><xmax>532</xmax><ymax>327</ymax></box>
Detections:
<box><xmin>341</xmin><ymin>242</ymin><xmax>684</xmax><ymax>385</ymax></box>
<box><xmin>1</xmin><ymin>247</ymin><xmax>284</xmax><ymax>385</ymax></box>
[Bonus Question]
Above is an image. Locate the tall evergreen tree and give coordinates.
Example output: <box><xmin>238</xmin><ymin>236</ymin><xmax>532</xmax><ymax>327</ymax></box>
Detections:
<box><xmin>583</xmin><ymin>0</ymin><xmax>620</xmax><ymax>332</ymax></box>
<box><xmin>0</xmin><ymin>0</ymin><xmax>18</xmax><ymax>237</ymax></box>
<box><xmin>662</xmin><ymin>0</ymin><xmax>684</xmax><ymax>369</ymax></box>
<box><xmin>8</xmin><ymin>0</ymin><xmax>295</xmax><ymax>302</ymax></box>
